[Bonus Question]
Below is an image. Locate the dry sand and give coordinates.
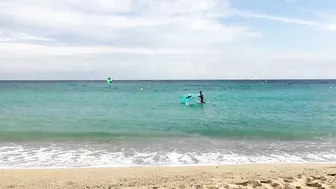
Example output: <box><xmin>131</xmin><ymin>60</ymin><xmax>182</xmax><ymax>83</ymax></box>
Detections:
<box><xmin>0</xmin><ymin>163</ymin><xmax>336</xmax><ymax>189</ymax></box>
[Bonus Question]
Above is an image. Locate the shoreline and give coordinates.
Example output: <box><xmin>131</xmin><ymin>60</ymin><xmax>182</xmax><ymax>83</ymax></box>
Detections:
<box><xmin>1</xmin><ymin>161</ymin><xmax>336</xmax><ymax>170</ymax></box>
<box><xmin>1</xmin><ymin>163</ymin><xmax>336</xmax><ymax>188</ymax></box>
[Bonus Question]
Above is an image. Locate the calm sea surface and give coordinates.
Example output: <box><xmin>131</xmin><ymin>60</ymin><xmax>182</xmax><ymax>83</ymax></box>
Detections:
<box><xmin>0</xmin><ymin>80</ymin><xmax>336</xmax><ymax>168</ymax></box>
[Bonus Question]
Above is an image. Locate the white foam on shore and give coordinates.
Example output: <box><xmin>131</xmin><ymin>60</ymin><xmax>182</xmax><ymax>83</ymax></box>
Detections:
<box><xmin>1</xmin><ymin>143</ymin><xmax>336</xmax><ymax>169</ymax></box>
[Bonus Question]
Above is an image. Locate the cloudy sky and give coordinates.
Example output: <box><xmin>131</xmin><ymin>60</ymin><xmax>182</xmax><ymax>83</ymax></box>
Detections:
<box><xmin>0</xmin><ymin>0</ymin><xmax>336</xmax><ymax>80</ymax></box>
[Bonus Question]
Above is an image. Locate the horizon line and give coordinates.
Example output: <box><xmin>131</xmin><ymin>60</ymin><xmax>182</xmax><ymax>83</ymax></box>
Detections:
<box><xmin>1</xmin><ymin>79</ymin><xmax>336</xmax><ymax>81</ymax></box>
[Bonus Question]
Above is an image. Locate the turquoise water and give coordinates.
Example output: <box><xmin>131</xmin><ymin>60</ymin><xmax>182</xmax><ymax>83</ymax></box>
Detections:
<box><xmin>0</xmin><ymin>80</ymin><xmax>336</xmax><ymax>167</ymax></box>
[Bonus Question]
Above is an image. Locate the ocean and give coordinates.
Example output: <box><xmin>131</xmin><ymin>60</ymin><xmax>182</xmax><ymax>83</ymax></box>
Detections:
<box><xmin>0</xmin><ymin>80</ymin><xmax>336</xmax><ymax>168</ymax></box>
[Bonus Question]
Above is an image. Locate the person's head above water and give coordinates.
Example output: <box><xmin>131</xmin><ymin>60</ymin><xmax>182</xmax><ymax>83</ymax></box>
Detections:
<box><xmin>200</xmin><ymin>91</ymin><xmax>202</xmax><ymax>94</ymax></box>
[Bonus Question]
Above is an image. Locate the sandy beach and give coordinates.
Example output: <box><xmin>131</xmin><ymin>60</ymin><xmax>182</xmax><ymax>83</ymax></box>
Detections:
<box><xmin>0</xmin><ymin>163</ymin><xmax>335</xmax><ymax>189</ymax></box>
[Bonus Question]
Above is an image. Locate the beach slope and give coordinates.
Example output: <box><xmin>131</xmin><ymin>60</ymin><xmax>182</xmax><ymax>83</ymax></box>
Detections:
<box><xmin>1</xmin><ymin>163</ymin><xmax>336</xmax><ymax>189</ymax></box>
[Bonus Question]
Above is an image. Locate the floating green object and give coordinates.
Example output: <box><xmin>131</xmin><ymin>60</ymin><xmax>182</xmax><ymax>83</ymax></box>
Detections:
<box><xmin>107</xmin><ymin>77</ymin><xmax>113</xmax><ymax>85</ymax></box>
<box><xmin>180</xmin><ymin>94</ymin><xmax>199</xmax><ymax>105</ymax></box>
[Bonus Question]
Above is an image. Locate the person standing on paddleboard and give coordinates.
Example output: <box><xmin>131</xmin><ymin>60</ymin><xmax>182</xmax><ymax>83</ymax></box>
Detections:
<box><xmin>199</xmin><ymin>91</ymin><xmax>205</xmax><ymax>103</ymax></box>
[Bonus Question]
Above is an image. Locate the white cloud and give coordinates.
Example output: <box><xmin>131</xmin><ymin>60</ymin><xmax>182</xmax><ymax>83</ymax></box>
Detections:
<box><xmin>0</xmin><ymin>0</ymin><xmax>259</xmax><ymax>51</ymax></box>
<box><xmin>233</xmin><ymin>10</ymin><xmax>336</xmax><ymax>31</ymax></box>
<box><xmin>1</xmin><ymin>49</ymin><xmax>335</xmax><ymax>80</ymax></box>
<box><xmin>0</xmin><ymin>43</ymin><xmax>228</xmax><ymax>56</ymax></box>
<box><xmin>0</xmin><ymin>0</ymin><xmax>336</xmax><ymax>79</ymax></box>
<box><xmin>0</xmin><ymin>29</ymin><xmax>55</xmax><ymax>43</ymax></box>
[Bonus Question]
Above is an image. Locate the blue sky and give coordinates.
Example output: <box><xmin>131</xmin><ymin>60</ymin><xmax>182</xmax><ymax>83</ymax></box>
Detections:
<box><xmin>0</xmin><ymin>0</ymin><xmax>335</xmax><ymax>80</ymax></box>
